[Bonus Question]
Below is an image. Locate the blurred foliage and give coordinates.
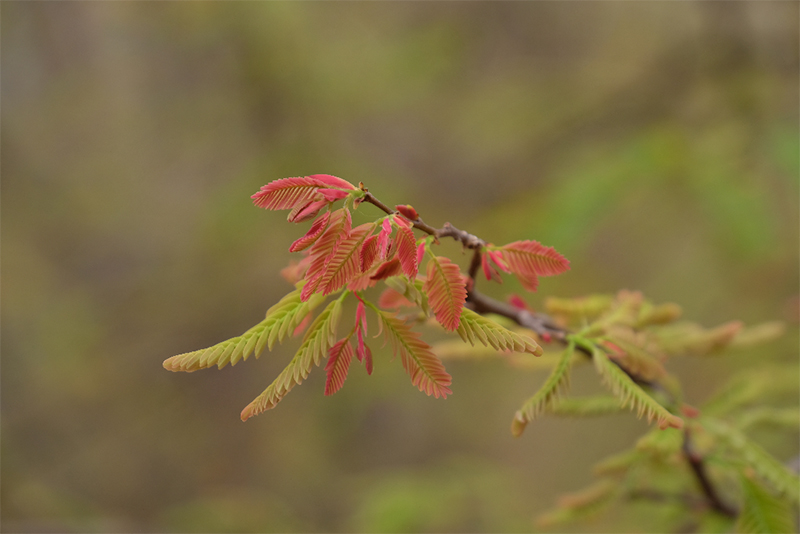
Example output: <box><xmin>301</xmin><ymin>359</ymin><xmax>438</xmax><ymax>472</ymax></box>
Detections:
<box><xmin>2</xmin><ymin>2</ymin><xmax>798</xmax><ymax>532</ymax></box>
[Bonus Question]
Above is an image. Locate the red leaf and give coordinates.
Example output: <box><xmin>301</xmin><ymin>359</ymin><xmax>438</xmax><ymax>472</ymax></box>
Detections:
<box><xmin>325</xmin><ymin>338</ymin><xmax>354</xmax><ymax>396</ymax></box>
<box><xmin>498</xmin><ymin>241</ymin><xmax>569</xmax><ymax>292</ymax></box>
<box><xmin>424</xmin><ymin>254</ymin><xmax>467</xmax><ymax>331</ymax></box>
<box><xmin>292</xmin><ymin>312</ymin><xmax>312</xmax><ymax>337</ymax></box>
<box><xmin>287</xmin><ymin>199</ymin><xmax>327</xmax><ymax>223</ymax></box>
<box><xmin>316</xmin><ymin>223</ymin><xmax>375</xmax><ymax>296</ymax></box>
<box><xmin>416</xmin><ymin>242</ymin><xmax>425</xmax><ymax>267</ymax></box>
<box><xmin>346</xmin><ymin>270</ymin><xmax>378</xmax><ymax>292</ymax></box>
<box><xmin>289</xmin><ymin>212</ymin><xmax>331</xmax><ymax>252</ymax></box>
<box><xmin>488</xmin><ymin>250</ymin><xmax>510</xmax><ymax>273</ymax></box>
<box><xmin>371</xmin><ymin>258</ymin><xmax>402</xmax><ymax>281</ymax></box>
<box><xmin>252</xmin><ymin>177</ymin><xmax>329</xmax><ymax>211</ymax></box>
<box><xmin>362</xmin><ymin>344</ymin><xmax>373</xmax><ymax>375</ymax></box>
<box><xmin>395</xmin><ymin>204</ymin><xmax>419</xmax><ymax>221</ymax></box>
<box><xmin>508</xmin><ymin>294</ymin><xmax>530</xmax><ymax>311</ymax></box>
<box><xmin>280</xmin><ymin>256</ymin><xmax>311</xmax><ymax>284</ymax></box>
<box><xmin>354</xmin><ymin>300</ymin><xmax>373</xmax><ymax>374</ymax></box>
<box><xmin>378</xmin><ymin>287</ymin><xmax>416</xmax><ymax>309</ymax></box>
<box><xmin>501</xmin><ymin>240</ymin><xmax>570</xmax><ymax>277</ymax></box>
<box><xmin>307</xmin><ymin>174</ymin><xmax>356</xmax><ymax>190</ymax></box>
<box><xmin>360</xmin><ymin>235</ymin><xmax>379</xmax><ymax>272</ymax></box>
<box><xmin>317</xmin><ymin>188</ymin><xmax>349</xmax><ymax>202</ymax></box>
<box><xmin>377</xmin><ymin>218</ymin><xmax>393</xmax><ymax>259</ymax></box>
<box><xmin>394</xmin><ymin>226</ymin><xmax>418</xmax><ymax>279</ymax></box>
<box><xmin>481</xmin><ymin>253</ymin><xmax>502</xmax><ymax>283</ymax></box>
<box><xmin>302</xmin><ymin>209</ymin><xmax>352</xmax><ymax>301</ymax></box>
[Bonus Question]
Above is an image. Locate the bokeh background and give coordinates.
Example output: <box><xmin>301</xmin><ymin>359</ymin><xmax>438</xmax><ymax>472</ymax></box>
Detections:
<box><xmin>2</xmin><ymin>2</ymin><xmax>798</xmax><ymax>533</ymax></box>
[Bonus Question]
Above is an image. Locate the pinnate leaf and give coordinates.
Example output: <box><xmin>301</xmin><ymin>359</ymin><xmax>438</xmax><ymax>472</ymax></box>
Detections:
<box><xmin>456</xmin><ymin>308</ymin><xmax>542</xmax><ymax>355</ymax></box>
<box><xmin>548</xmin><ymin>395</ymin><xmax>626</xmax><ymax>417</ymax></box>
<box><xmin>592</xmin><ymin>347</ymin><xmax>684</xmax><ymax>430</ymax></box>
<box><xmin>252</xmin><ymin>175</ymin><xmax>354</xmax><ymax>211</ymax></box>
<box><xmin>705</xmin><ymin>418</ymin><xmax>800</xmax><ymax>503</ymax></box>
<box><xmin>241</xmin><ymin>295</ymin><xmax>344</xmax><ymax>421</ymax></box>
<box><xmin>287</xmin><ymin>199</ymin><xmax>327</xmax><ymax>223</ymax></box>
<box><xmin>360</xmin><ymin>235</ymin><xmax>379</xmax><ymax>272</ymax></box>
<box><xmin>736</xmin><ymin>475</ymin><xmax>796</xmax><ymax>534</ymax></box>
<box><xmin>376</xmin><ymin>310</ymin><xmax>452</xmax><ymax>398</ymax></box>
<box><xmin>371</xmin><ymin>258</ymin><xmax>402</xmax><ymax>281</ymax></box>
<box><xmin>163</xmin><ymin>284</ymin><xmax>325</xmax><ymax>372</ymax></box>
<box><xmin>325</xmin><ymin>337</ymin><xmax>354</xmax><ymax>396</ymax></box>
<box><xmin>424</xmin><ymin>253</ymin><xmax>467</xmax><ymax>331</ymax></box>
<box><xmin>289</xmin><ymin>211</ymin><xmax>331</xmax><ymax>252</ymax></box>
<box><xmin>499</xmin><ymin>240</ymin><xmax>570</xmax><ymax>292</ymax></box>
<box><xmin>316</xmin><ymin>223</ymin><xmax>376</xmax><ymax>296</ymax></box>
<box><xmin>512</xmin><ymin>343</ymin><xmax>574</xmax><ymax>437</ymax></box>
<box><xmin>394</xmin><ymin>226</ymin><xmax>418</xmax><ymax>279</ymax></box>
<box><xmin>302</xmin><ymin>208</ymin><xmax>351</xmax><ymax>301</ymax></box>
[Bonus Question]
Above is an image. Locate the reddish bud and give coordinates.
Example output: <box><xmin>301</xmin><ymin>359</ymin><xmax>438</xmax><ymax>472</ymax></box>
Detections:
<box><xmin>395</xmin><ymin>204</ymin><xmax>419</xmax><ymax>221</ymax></box>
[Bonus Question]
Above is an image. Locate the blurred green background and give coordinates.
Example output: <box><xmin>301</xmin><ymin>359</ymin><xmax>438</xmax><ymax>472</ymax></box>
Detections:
<box><xmin>2</xmin><ymin>2</ymin><xmax>798</xmax><ymax>532</ymax></box>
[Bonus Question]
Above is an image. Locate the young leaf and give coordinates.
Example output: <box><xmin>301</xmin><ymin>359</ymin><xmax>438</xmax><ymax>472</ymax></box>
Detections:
<box><xmin>371</xmin><ymin>258</ymin><xmax>403</xmax><ymax>281</ymax></box>
<box><xmin>325</xmin><ymin>337</ymin><xmax>354</xmax><ymax>396</ymax></box>
<box><xmin>163</xmin><ymin>283</ymin><xmax>326</xmax><ymax>372</ymax></box>
<box><xmin>354</xmin><ymin>299</ymin><xmax>373</xmax><ymax>374</ymax></box>
<box><xmin>512</xmin><ymin>343</ymin><xmax>575</xmax><ymax>437</ymax></box>
<box><xmin>545</xmin><ymin>295</ymin><xmax>614</xmax><ymax>322</ymax></box>
<box><xmin>603</xmin><ymin>333</ymin><xmax>667</xmax><ymax>382</ymax></box>
<box><xmin>499</xmin><ymin>240</ymin><xmax>570</xmax><ymax>292</ymax></box>
<box><xmin>736</xmin><ymin>475</ymin><xmax>795</xmax><ymax>534</ymax></box>
<box><xmin>592</xmin><ymin>347</ymin><xmax>684</xmax><ymax>430</ymax></box>
<box><xmin>252</xmin><ymin>175</ymin><xmax>354</xmax><ymax>211</ymax></box>
<box><xmin>424</xmin><ymin>253</ymin><xmax>467</xmax><ymax>331</ymax></box>
<box><xmin>377</xmin><ymin>287</ymin><xmax>416</xmax><ymax>309</ymax></box>
<box><xmin>289</xmin><ymin>211</ymin><xmax>331</xmax><ymax>252</ymax></box>
<box><xmin>377</xmin><ymin>218</ymin><xmax>393</xmax><ymax>259</ymax></box>
<box><xmin>548</xmin><ymin>395</ymin><xmax>626</xmax><ymax>417</ymax></box>
<box><xmin>456</xmin><ymin>308</ymin><xmax>543</xmax><ymax>355</ymax></box>
<box><xmin>705</xmin><ymin>418</ymin><xmax>800</xmax><ymax>503</ymax></box>
<box><xmin>301</xmin><ymin>208</ymin><xmax>352</xmax><ymax>301</ymax></box>
<box><xmin>394</xmin><ymin>226</ymin><xmax>418</xmax><ymax>279</ymax></box>
<box><xmin>376</xmin><ymin>310</ymin><xmax>452</xmax><ymax>398</ymax></box>
<box><xmin>316</xmin><ymin>223</ymin><xmax>376</xmax><ymax>296</ymax></box>
<box><xmin>287</xmin><ymin>199</ymin><xmax>328</xmax><ymax>223</ymax></box>
<box><xmin>240</xmin><ymin>295</ymin><xmax>345</xmax><ymax>421</ymax></box>
<box><xmin>360</xmin><ymin>235</ymin><xmax>379</xmax><ymax>272</ymax></box>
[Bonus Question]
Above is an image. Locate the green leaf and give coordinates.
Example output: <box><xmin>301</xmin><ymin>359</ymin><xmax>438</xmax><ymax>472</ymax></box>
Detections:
<box><xmin>738</xmin><ymin>408</ymin><xmax>800</xmax><ymax>432</ymax></box>
<box><xmin>456</xmin><ymin>308</ymin><xmax>542</xmax><ymax>356</ymax></box>
<box><xmin>549</xmin><ymin>395</ymin><xmax>626</xmax><ymax>417</ymax></box>
<box><xmin>376</xmin><ymin>309</ymin><xmax>452</xmax><ymax>398</ymax></box>
<box><xmin>240</xmin><ymin>294</ymin><xmax>345</xmax><ymax>420</ymax></box>
<box><xmin>511</xmin><ymin>343</ymin><xmax>574</xmax><ymax>437</ymax></box>
<box><xmin>635</xmin><ymin>427</ymin><xmax>684</xmax><ymax>460</ymax></box>
<box><xmin>705</xmin><ymin>418</ymin><xmax>800</xmax><ymax>503</ymax></box>
<box><xmin>545</xmin><ymin>294</ymin><xmax>614</xmax><ymax>322</ymax></box>
<box><xmin>592</xmin><ymin>346</ymin><xmax>684</xmax><ymax>430</ymax></box>
<box><xmin>736</xmin><ymin>475</ymin><xmax>795</xmax><ymax>534</ymax></box>
<box><xmin>536</xmin><ymin>480</ymin><xmax>619</xmax><ymax>529</ymax></box>
<box><xmin>163</xmin><ymin>283</ymin><xmax>326</xmax><ymax>372</ymax></box>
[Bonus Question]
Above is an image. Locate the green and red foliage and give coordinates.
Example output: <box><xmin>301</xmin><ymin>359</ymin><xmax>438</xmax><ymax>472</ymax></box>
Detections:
<box><xmin>164</xmin><ymin>175</ymin><xmax>797</xmax><ymax>533</ymax></box>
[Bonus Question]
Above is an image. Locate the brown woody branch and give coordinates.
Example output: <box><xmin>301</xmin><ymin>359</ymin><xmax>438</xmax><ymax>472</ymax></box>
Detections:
<box><xmin>362</xmin><ymin>190</ymin><xmax>737</xmax><ymax>519</ymax></box>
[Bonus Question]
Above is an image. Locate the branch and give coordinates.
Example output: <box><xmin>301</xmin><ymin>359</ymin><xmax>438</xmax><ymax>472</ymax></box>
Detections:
<box><xmin>363</xmin><ymin>188</ymin><xmax>738</xmax><ymax>520</ymax></box>
<box><xmin>682</xmin><ymin>427</ymin><xmax>738</xmax><ymax>517</ymax></box>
